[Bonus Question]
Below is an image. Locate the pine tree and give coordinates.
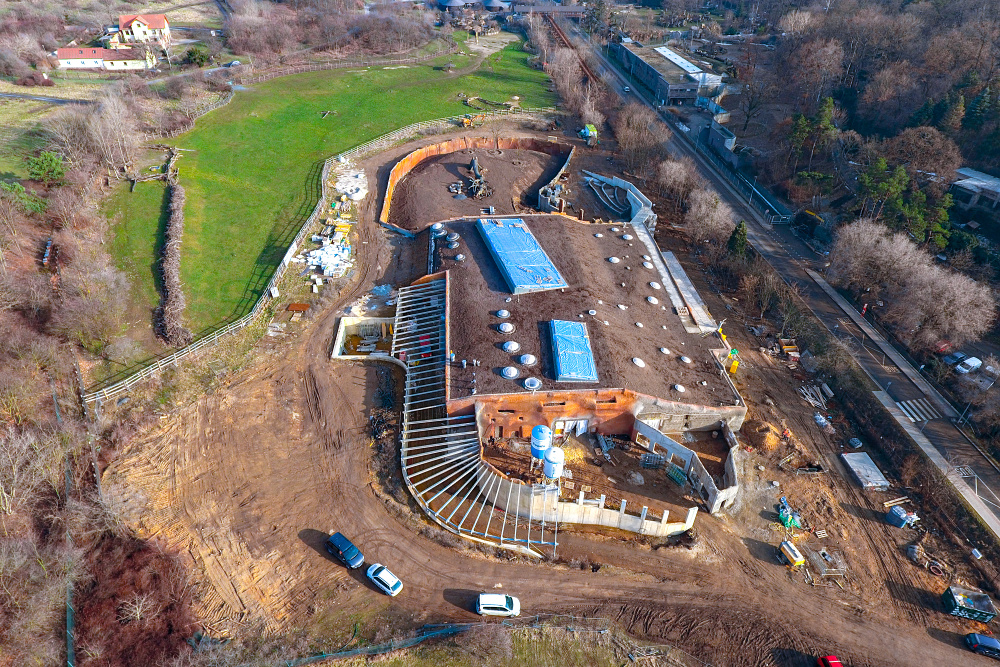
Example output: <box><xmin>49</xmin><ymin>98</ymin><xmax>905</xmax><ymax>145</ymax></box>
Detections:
<box><xmin>727</xmin><ymin>220</ymin><xmax>748</xmax><ymax>257</ymax></box>
<box><xmin>910</xmin><ymin>100</ymin><xmax>934</xmax><ymax>127</ymax></box>
<box><xmin>964</xmin><ymin>87</ymin><xmax>993</xmax><ymax>130</ymax></box>
<box><xmin>939</xmin><ymin>94</ymin><xmax>965</xmax><ymax>135</ymax></box>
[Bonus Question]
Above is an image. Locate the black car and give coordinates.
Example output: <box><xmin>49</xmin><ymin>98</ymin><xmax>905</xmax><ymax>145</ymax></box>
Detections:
<box><xmin>326</xmin><ymin>532</ymin><xmax>364</xmax><ymax>569</ymax></box>
<box><xmin>967</xmin><ymin>633</ymin><xmax>1000</xmax><ymax>660</ymax></box>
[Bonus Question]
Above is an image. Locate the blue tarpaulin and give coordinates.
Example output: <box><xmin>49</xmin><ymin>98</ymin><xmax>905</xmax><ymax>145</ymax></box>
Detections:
<box><xmin>549</xmin><ymin>320</ymin><xmax>598</xmax><ymax>382</ymax></box>
<box><xmin>476</xmin><ymin>218</ymin><xmax>568</xmax><ymax>295</ymax></box>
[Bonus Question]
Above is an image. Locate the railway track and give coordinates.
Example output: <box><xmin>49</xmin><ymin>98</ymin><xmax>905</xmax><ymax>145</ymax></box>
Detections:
<box><xmin>544</xmin><ymin>16</ymin><xmax>599</xmax><ymax>84</ymax></box>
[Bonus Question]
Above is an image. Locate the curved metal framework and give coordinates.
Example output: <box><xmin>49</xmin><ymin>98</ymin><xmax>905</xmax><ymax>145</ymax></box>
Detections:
<box><xmin>392</xmin><ymin>278</ymin><xmax>559</xmax><ymax>557</ymax></box>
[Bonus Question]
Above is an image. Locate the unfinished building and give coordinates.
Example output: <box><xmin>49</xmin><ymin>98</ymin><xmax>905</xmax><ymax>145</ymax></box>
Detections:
<box><xmin>334</xmin><ymin>138</ymin><xmax>747</xmax><ymax>556</ymax></box>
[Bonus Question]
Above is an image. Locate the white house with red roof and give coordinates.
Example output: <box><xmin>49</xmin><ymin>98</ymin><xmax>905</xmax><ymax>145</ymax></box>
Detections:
<box><xmin>107</xmin><ymin>14</ymin><xmax>171</xmax><ymax>49</ymax></box>
<box><xmin>55</xmin><ymin>47</ymin><xmax>155</xmax><ymax>70</ymax></box>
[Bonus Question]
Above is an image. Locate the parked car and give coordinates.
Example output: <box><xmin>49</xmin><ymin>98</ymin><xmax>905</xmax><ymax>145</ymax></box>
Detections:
<box><xmin>366</xmin><ymin>563</ymin><xmax>403</xmax><ymax>596</ymax></box>
<box><xmin>942</xmin><ymin>351</ymin><xmax>967</xmax><ymax>366</ymax></box>
<box><xmin>225</xmin><ymin>60</ymin><xmax>241</xmax><ymax>67</ymax></box>
<box><xmin>817</xmin><ymin>657</ymin><xmax>843</xmax><ymax>667</ymax></box>
<box><xmin>966</xmin><ymin>633</ymin><xmax>1000</xmax><ymax>660</ymax></box>
<box><xmin>622</xmin><ymin>85</ymin><xmax>631</xmax><ymax>93</ymax></box>
<box><xmin>476</xmin><ymin>593</ymin><xmax>520</xmax><ymax>617</ymax></box>
<box><xmin>325</xmin><ymin>532</ymin><xmax>364</xmax><ymax>569</ymax></box>
<box><xmin>956</xmin><ymin>356</ymin><xmax>983</xmax><ymax>374</ymax></box>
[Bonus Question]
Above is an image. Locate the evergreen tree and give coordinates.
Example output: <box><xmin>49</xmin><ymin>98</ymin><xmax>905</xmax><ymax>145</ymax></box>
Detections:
<box><xmin>965</xmin><ymin>87</ymin><xmax>993</xmax><ymax>131</ymax></box>
<box><xmin>727</xmin><ymin>220</ymin><xmax>748</xmax><ymax>257</ymax></box>
<box><xmin>910</xmin><ymin>100</ymin><xmax>934</xmax><ymax>127</ymax></box>
<box><xmin>939</xmin><ymin>94</ymin><xmax>965</xmax><ymax>135</ymax></box>
<box><xmin>787</xmin><ymin>114</ymin><xmax>812</xmax><ymax>171</ymax></box>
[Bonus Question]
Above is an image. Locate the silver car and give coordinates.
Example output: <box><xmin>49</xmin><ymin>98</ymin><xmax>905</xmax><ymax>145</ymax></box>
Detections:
<box><xmin>366</xmin><ymin>563</ymin><xmax>402</xmax><ymax>597</ymax></box>
<box><xmin>476</xmin><ymin>593</ymin><xmax>520</xmax><ymax>617</ymax></box>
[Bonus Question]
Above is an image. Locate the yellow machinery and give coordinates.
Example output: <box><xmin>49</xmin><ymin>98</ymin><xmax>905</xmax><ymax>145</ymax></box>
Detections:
<box><xmin>461</xmin><ymin>114</ymin><xmax>486</xmax><ymax>128</ymax></box>
<box><xmin>779</xmin><ymin>540</ymin><xmax>805</xmax><ymax>569</ymax></box>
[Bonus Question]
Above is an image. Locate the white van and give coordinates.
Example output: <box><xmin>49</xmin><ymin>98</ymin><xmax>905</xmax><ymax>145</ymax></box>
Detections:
<box><xmin>956</xmin><ymin>357</ymin><xmax>983</xmax><ymax>374</ymax></box>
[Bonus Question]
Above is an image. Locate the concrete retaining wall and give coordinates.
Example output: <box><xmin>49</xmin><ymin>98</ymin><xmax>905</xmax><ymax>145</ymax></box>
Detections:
<box><xmin>475</xmin><ymin>457</ymin><xmax>697</xmax><ymax>537</ymax></box>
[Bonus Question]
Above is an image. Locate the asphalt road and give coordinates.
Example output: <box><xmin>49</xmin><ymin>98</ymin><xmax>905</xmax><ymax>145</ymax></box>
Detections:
<box><xmin>0</xmin><ymin>92</ymin><xmax>91</xmax><ymax>104</ymax></box>
<box><xmin>583</xmin><ymin>36</ymin><xmax>1000</xmax><ymax>537</ymax></box>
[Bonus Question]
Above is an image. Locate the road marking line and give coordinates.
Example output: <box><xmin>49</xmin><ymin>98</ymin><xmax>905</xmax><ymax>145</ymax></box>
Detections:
<box><xmin>895</xmin><ymin>398</ymin><xmax>941</xmax><ymax>423</ymax></box>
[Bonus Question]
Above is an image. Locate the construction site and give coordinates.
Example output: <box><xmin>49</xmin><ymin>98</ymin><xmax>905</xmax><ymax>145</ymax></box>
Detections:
<box><xmin>102</xmin><ymin>124</ymin><xmax>1000</xmax><ymax>666</ymax></box>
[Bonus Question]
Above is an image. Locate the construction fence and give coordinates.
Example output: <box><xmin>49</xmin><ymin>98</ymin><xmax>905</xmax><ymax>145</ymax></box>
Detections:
<box><xmin>83</xmin><ymin>106</ymin><xmax>558</xmax><ymax>406</ymax></box>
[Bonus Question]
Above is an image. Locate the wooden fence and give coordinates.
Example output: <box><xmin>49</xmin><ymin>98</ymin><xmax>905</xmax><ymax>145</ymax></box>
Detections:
<box><xmin>83</xmin><ymin>105</ymin><xmax>557</xmax><ymax>405</ymax></box>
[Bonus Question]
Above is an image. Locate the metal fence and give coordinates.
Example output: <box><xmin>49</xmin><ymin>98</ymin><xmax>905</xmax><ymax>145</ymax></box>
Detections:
<box><xmin>83</xmin><ymin>106</ymin><xmax>557</xmax><ymax>405</ymax></box>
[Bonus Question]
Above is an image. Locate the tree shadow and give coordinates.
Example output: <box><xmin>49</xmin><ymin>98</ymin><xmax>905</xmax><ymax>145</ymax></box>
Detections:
<box><xmin>298</xmin><ymin>528</ymin><xmax>335</xmax><ymax>562</ymax></box>
<box><xmin>443</xmin><ymin>588</ymin><xmax>479</xmax><ymax>613</ymax></box>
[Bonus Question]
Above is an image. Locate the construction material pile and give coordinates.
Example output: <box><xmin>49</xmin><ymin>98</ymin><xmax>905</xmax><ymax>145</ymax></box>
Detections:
<box><xmin>333</xmin><ymin>162</ymin><xmax>368</xmax><ymax>201</ymax></box>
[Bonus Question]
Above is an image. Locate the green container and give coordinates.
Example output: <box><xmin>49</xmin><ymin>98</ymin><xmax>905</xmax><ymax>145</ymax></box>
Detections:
<box><xmin>942</xmin><ymin>586</ymin><xmax>997</xmax><ymax>623</ymax></box>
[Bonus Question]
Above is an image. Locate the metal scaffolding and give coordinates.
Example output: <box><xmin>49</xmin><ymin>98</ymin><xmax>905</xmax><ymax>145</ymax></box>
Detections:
<box><xmin>393</xmin><ymin>278</ymin><xmax>558</xmax><ymax>557</ymax></box>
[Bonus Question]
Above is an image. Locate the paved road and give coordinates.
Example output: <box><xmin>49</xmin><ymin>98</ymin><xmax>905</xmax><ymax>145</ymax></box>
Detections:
<box><xmin>0</xmin><ymin>92</ymin><xmax>91</xmax><ymax>104</ymax></box>
<box><xmin>583</xmin><ymin>35</ymin><xmax>1000</xmax><ymax>541</ymax></box>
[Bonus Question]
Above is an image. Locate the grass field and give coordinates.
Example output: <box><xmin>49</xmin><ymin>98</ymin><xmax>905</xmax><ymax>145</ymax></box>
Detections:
<box><xmin>337</xmin><ymin>626</ymin><xmax>621</xmax><ymax>667</ymax></box>
<box><xmin>0</xmin><ymin>99</ymin><xmax>56</xmax><ymax>180</ymax></box>
<box><xmin>107</xmin><ymin>36</ymin><xmax>554</xmax><ymax>335</ymax></box>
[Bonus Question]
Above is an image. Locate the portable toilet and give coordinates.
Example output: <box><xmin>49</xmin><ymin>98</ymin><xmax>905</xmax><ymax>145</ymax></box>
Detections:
<box><xmin>779</xmin><ymin>541</ymin><xmax>805</xmax><ymax>568</ymax></box>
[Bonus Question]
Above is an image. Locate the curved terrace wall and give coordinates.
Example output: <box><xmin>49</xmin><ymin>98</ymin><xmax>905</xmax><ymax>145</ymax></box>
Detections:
<box><xmin>379</xmin><ymin>135</ymin><xmax>574</xmax><ymax>229</ymax></box>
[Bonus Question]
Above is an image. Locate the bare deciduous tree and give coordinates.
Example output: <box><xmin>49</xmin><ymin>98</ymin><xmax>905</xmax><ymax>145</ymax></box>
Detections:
<box><xmin>683</xmin><ymin>188</ymin><xmax>736</xmax><ymax>246</ymax></box>
<box><xmin>656</xmin><ymin>156</ymin><xmax>701</xmax><ymax>211</ymax></box>
<box><xmin>829</xmin><ymin>218</ymin><xmax>997</xmax><ymax>349</ymax></box>
<box><xmin>612</xmin><ymin>103</ymin><xmax>670</xmax><ymax>173</ymax></box>
<box><xmin>157</xmin><ymin>182</ymin><xmax>193</xmax><ymax>347</ymax></box>
<box><xmin>881</xmin><ymin>126</ymin><xmax>963</xmax><ymax>182</ymax></box>
<box><xmin>117</xmin><ymin>593</ymin><xmax>162</xmax><ymax>626</ymax></box>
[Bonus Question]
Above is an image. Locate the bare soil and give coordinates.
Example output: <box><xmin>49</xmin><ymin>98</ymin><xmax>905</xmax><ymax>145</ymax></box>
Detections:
<box><xmin>484</xmin><ymin>432</ymin><xmax>693</xmax><ymax>519</ymax></box>
<box><xmin>441</xmin><ymin>216</ymin><xmax>731</xmax><ymax>405</ymax></box>
<box><xmin>388</xmin><ymin>148</ymin><xmax>564</xmax><ymax>230</ymax></box>
<box><xmin>103</xmin><ymin>135</ymin><xmax>1000</xmax><ymax>667</ymax></box>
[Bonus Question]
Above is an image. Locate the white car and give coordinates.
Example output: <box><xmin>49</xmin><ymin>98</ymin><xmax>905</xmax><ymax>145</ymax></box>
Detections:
<box><xmin>366</xmin><ymin>563</ymin><xmax>402</xmax><ymax>596</ymax></box>
<box><xmin>476</xmin><ymin>593</ymin><xmax>520</xmax><ymax>617</ymax></box>
<box><xmin>956</xmin><ymin>357</ymin><xmax>983</xmax><ymax>374</ymax></box>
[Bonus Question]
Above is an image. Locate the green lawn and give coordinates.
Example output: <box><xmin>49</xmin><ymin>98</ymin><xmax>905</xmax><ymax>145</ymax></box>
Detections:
<box><xmin>110</xmin><ymin>37</ymin><xmax>553</xmax><ymax>335</ymax></box>
<box><xmin>106</xmin><ymin>180</ymin><xmax>169</xmax><ymax>318</ymax></box>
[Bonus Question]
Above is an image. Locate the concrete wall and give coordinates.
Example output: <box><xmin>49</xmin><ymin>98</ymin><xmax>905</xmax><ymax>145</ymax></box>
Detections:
<box><xmin>633</xmin><ymin>418</ymin><xmax>741</xmax><ymax>515</ymax></box>
<box><xmin>452</xmin><ymin>387</ymin><xmax>745</xmax><ymax>440</ymax></box>
<box><xmin>380</xmin><ymin>136</ymin><xmax>574</xmax><ymax>226</ymax></box>
<box><xmin>475</xmin><ymin>462</ymin><xmax>698</xmax><ymax>537</ymax></box>
<box><xmin>581</xmin><ymin>171</ymin><xmax>656</xmax><ymax>232</ymax></box>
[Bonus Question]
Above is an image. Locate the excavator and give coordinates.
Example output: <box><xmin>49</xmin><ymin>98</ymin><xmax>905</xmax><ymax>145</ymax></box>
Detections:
<box><xmin>460</xmin><ymin>114</ymin><xmax>486</xmax><ymax>128</ymax></box>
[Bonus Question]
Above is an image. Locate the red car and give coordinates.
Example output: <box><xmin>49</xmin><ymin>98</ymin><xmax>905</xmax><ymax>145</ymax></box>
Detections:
<box><xmin>818</xmin><ymin>657</ymin><xmax>843</xmax><ymax>667</ymax></box>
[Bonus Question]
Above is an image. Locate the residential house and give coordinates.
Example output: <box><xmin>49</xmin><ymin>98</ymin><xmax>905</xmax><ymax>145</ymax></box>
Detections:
<box><xmin>107</xmin><ymin>14</ymin><xmax>171</xmax><ymax>49</ymax></box>
<box><xmin>55</xmin><ymin>47</ymin><xmax>155</xmax><ymax>70</ymax></box>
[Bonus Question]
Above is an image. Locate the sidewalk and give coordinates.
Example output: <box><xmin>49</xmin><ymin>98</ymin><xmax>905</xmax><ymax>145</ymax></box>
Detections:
<box><xmin>876</xmin><ymin>392</ymin><xmax>1000</xmax><ymax>540</ymax></box>
<box><xmin>806</xmin><ymin>269</ymin><xmax>958</xmax><ymax>418</ymax></box>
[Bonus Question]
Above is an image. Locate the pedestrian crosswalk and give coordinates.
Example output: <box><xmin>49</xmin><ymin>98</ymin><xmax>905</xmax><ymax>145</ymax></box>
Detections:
<box><xmin>895</xmin><ymin>398</ymin><xmax>942</xmax><ymax>423</ymax></box>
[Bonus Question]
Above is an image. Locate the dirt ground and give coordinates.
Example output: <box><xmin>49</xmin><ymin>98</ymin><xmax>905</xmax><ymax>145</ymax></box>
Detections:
<box><xmin>483</xmin><ymin>432</ymin><xmax>692</xmax><ymax>520</ymax></box>
<box><xmin>388</xmin><ymin>148</ymin><xmax>564</xmax><ymax>230</ymax></box>
<box><xmin>441</xmin><ymin>216</ymin><xmax>731</xmax><ymax>405</ymax></box>
<box><xmin>103</xmin><ymin>134</ymin><xmax>1000</xmax><ymax>667</ymax></box>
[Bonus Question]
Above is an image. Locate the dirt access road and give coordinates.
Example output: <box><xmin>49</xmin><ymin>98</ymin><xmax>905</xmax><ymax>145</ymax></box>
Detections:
<box><xmin>107</xmin><ymin>281</ymin><xmax>992</xmax><ymax>666</ymax></box>
<box><xmin>105</xmin><ymin>144</ymin><xmax>994</xmax><ymax>667</ymax></box>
